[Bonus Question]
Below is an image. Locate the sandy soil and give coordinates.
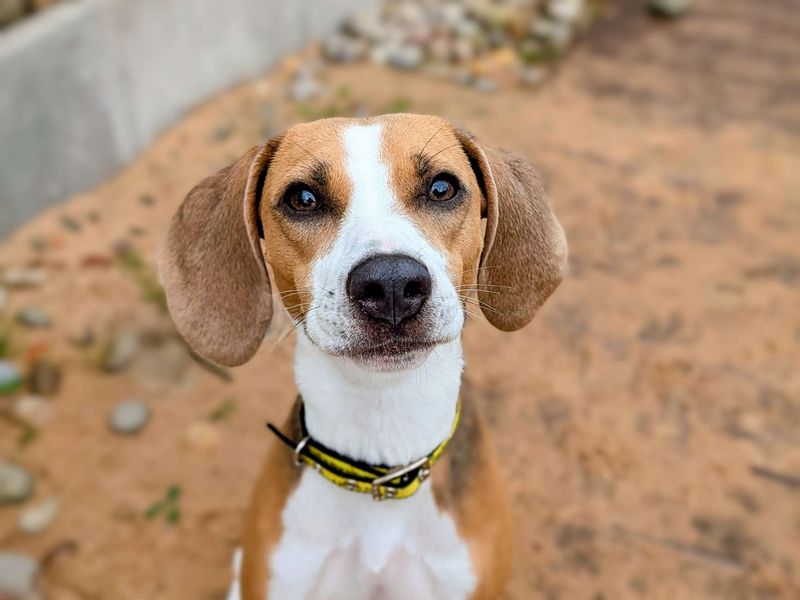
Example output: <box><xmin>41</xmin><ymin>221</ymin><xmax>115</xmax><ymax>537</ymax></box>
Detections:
<box><xmin>1</xmin><ymin>0</ymin><xmax>799</xmax><ymax>598</ymax></box>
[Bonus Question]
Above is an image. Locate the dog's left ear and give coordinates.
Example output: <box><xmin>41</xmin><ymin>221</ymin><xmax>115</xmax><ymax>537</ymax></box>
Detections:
<box><xmin>457</xmin><ymin>131</ymin><xmax>568</xmax><ymax>331</ymax></box>
<box><xmin>159</xmin><ymin>139</ymin><xmax>281</xmax><ymax>367</ymax></box>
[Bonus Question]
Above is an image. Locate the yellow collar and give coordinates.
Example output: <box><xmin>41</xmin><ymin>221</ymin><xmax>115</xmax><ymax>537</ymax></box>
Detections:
<box><xmin>268</xmin><ymin>401</ymin><xmax>461</xmax><ymax>501</ymax></box>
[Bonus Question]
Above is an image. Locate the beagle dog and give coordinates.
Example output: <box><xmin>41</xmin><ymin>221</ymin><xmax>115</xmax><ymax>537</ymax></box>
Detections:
<box><xmin>159</xmin><ymin>114</ymin><xmax>567</xmax><ymax>600</ymax></box>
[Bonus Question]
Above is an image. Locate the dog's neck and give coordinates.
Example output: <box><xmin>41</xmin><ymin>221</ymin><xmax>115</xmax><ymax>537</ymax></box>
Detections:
<box><xmin>294</xmin><ymin>332</ymin><xmax>463</xmax><ymax>466</ymax></box>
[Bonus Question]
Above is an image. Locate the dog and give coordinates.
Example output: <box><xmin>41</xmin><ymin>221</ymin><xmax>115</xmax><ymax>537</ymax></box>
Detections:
<box><xmin>159</xmin><ymin>114</ymin><xmax>567</xmax><ymax>600</ymax></box>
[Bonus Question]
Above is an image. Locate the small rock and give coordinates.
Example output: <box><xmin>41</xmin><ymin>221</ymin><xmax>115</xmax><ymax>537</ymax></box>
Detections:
<box><xmin>0</xmin><ymin>462</ymin><xmax>34</xmax><ymax>505</ymax></box>
<box><xmin>455</xmin><ymin>69</ymin><xmax>474</xmax><ymax>86</ymax></box>
<box><xmin>13</xmin><ymin>396</ymin><xmax>52</xmax><ymax>428</ymax></box>
<box><xmin>70</xmin><ymin>327</ymin><xmax>95</xmax><ymax>348</ymax></box>
<box><xmin>343</xmin><ymin>10</ymin><xmax>386</xmax><ymax>42</ymax></box>
<box><xmin>322</xmin><ymin>33</ymin><xmax>367</xmax><ymax>63</ymax></box>
<box><xmin>139</xmin><ymin>193</ymin><xmax>156</xmax><ymax>207</ymax></box>
<box><xmin>210</xmin><ymin>123</ymin><xmax>234</xmax><ymax>143</ymax></box>
<box><xmin>531</xmin><ymin>17</ymin><xmax>573</xmax><ymax>51</ymax></box>
<box><xmin>16</xmin><ymin>306</ymin><xmax>50</xmax><ymax>328</ymax></box>
<box><xmin>0</xmin><ymin>286</ymin><xmax>7</xmax><ymax>313</ymax></box>
<box><xmin>80</xmin><ymin>253</ymin><xmax>114</xmax><ymax>268</ymax></box>
<box><xmin>29</xmin><ymin>237</ymin><xmax>48</xmax><ymax>253</ymax></box>
<box><xmin>59</xmin><ymin>215</ymin><xmax>81</xmax><ymax>233</ymax></box>
<box><xmin>1</xmin><ymin>268</ymin><xmax>46</xmax><ymax>289</ymax></box>
<box><xmin>429</xmin><ymin>36</ymin><xmax>451</xmax><ymax>64</ymax></box>
<box><xmin>28</xmin><ymin>360</ymin><xmax>61</xmax><ymax>397</ymax></box>
<box><xmin>184</xmin><ymin>422</ymin><xmax>221</xmax><ymax>452</ymax></box>
<box><xmin>520</xmin><ymin>66</ymin><xmax>546</xmax><ymax>87</ymax></box>
<box><xmin>18</xmin><ymin>497</ymin><xmax>60</xmax><ymax>534</ymax></box>
<box><xmin>111</xmin><ymin>238</ymin><xmax>134</xmax><ymax>258</ymax></box>
<box><xmin>649</xmin><ymin>0</ymin><xmax>691</xmax><ymax>18</ymax></box>
<box><xmin>109</xmin><ymin>400</ymin><xmax>150</xmax><ymax>435</ymax></box>
<box><xmin>0</xmin><ymin>552</ymin><xmax>39</xmax><ymax>599</ymax></box>
<box><xmin>385</xmin><ymin>44</ymin><xmax>424</xmax><ymax>70</ymax></box>
<box><xmin>0</xmin><ymin>361</ymin><xmax>22</xmax><ymax>394</ymax></box>
<box><xmin>452</xmin><ymin>38</ymin><xmax>474</xmax><ymax>62</ymax></box>
<box><xmin>0</xmin><ymin>0</ymin><xmax>26</xmax><ymax>28</ymax></box>
<box><xmin>473</xmin><ymin>77</ymin><xmax>497</xmax><ymax>93</ymax></box>
<box><xmin>288</xmin><ymin>67</ymin><xmax>321</xmax><ymax>103</ymax></box>
<box><xmin>102</xmin><ymin>330</ymin><xmax>140</xmax><ymax>372</ymax></box>
<box><xmin>548</xmin><ymin>0</ymin><xmax>584</xmax><ymax>24</ymax></box>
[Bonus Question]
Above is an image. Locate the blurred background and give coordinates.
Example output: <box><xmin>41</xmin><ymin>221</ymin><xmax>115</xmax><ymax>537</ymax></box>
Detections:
<box><xmin>1</xmin><ymin>0</ymin><xmax>799</xmax><ymax>598</ymax></box>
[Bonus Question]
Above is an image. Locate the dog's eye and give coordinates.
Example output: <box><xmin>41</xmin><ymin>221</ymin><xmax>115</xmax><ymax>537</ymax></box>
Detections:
<box><xmin>285</xmin><ymin>186</ymin><xmax>320</xmax><ymax>212</ymax></box>
<box><xmin>428</xmin><ymin>175</ymin><xmax>458</xmax><ymax>202</ymax></box>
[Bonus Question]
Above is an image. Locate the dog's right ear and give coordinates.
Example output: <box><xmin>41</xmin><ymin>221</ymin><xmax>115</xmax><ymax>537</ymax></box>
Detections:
<box><xmin>159</xmin><ymin>138</ymin><xmax>282</xmax><ymax>367</ymax></box>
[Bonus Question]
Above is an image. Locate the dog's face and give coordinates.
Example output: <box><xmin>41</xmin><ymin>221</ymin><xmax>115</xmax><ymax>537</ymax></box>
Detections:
<box><xmin>262</xmin><ymin>117</ymin><xmax>484</xmax><ymax>370</ymax></box>
<box><xmin>160</xmin><ymin>114</ymin><xmax>567</xmax><ymax>369</ymax></box>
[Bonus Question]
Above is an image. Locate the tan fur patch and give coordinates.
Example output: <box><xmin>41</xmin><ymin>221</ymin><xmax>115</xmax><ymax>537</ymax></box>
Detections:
<box><xmin>240</xmin><ymin>403</ymin><xmax>303</xmax><ymax>600</ymax></box>
<box><xmin>431</xmin><ymin>384</ymin><xmax>513</xmax><ymax>599</ymax></box>
<box><xmin>379</xmin><ymin>115</ymin><xmax>485</xmax><ymax>292</ymax></box>
<box><xmin>259</xmin><ymin>120</ymin><xmax>352</xmax><ymax>320</ymax></box>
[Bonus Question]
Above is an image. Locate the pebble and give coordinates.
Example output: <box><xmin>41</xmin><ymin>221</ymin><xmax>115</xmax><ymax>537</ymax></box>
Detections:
<box><xmin>18</xmin><ymin>497</ymin><xmax>60</xmax><ymax>534</ymax></box>
<box><xmin>184</xmin><ymin>422</ymin><xmax>221</xmax><ymax>452</ymax></box>
<box><xmin>1</xmin><ymin>268</ymin><xmax>47</xmax><ymax>289</ymax></box>
<box><xmin>385</xmin><ymin>44</ymin><xmax>424</xmax><ymax>70</ymax></box>
<box><xmin>531</xmin><ymin>17</ymin><xmax>573</xmax><ymax>50</ymax></box>
<box><xmin>13</xmin><ymin>396</ymin><xmax>52</xmax><ymax>428</ymax></box>
<box><xmin>102</xmin><ymin>330</ymin><xmax>140</xmax><ymax>372</ymax></box>
<box><xmin>210</xmin><ymin>122</ymin><xmax>234</xmax><ymax>143</ymax></box>
<box><xmin>28</xmin><ymin>360</ymin><xmax>62</xmax><ymax>396</ymax></box>
<box><xmin>59</xmin><ymin>214</ymin><xmax>82</xmax><ymax>233</ymax></box>
<box><xmin>322</xmin><ymin>33</ymin><xmax>367</xmax><ymax>63</ymax></box>
<box><xmin>16</xmin><ymin>306</ymin><xmax>50</xmax><ymax>328</ymax></box>
<box><xmin>288</xmin><ymin>67</ymin><xmax>320</xmax><ymax>103</ymax></box>
<box><xmin>548</xmin><ymin>0</ymin><xmax>584</xmax><ymax>24</ymax></box>
<box><xmin>473</xmin><ymin>77</ymin><xmax>498</xmax><ymax>93</ymax></box>
<box><xmin>0</xmin><ymin>552</ymin><xmax>39</xmax><ymax>600</ymax></box>
<box><xmin>70</xmin><ymin>326</ymin><xmax>95</xmax><ymax>348</ymax></box>
<box><xmin>0</xmin><ymin>462</ymin><xmax>34</xmax><ymax>505</ymax></box>
<box><xmin>649</xmin><ymin>0</ymin><xmax>691</xmax><ymax>18</ymax></box>
<box><xmin>0</xmin><ymin>361</ymin><xmax>22</xmax><ymax>394</ymax></box>
<box><xmin>109</xmin><ymin>400</ymin><xmax>151</xmax><ymax>435</ymax></box>
<box><xmin>520</xmin><ymin>66</ymin><xmax>546</xmax><ymax>87</ymax></box>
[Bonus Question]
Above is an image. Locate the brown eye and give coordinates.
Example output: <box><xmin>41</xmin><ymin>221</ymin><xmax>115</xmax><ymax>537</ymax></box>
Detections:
<box><xmin>285</xmin><ymin>186</ymin><xmax>320</xmax><ymax>212</ymax></box>
<box><xmin>428</xmin><ymin>176</ymin><xmax>458</xmax><ymax>202</ymax></box>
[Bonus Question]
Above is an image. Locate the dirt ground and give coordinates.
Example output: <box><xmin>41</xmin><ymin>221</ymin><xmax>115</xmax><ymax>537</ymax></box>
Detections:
<box><xmin>1</xmin><ymin>0</ymin><xmax>799</xmax><ymax>598</ymax></box>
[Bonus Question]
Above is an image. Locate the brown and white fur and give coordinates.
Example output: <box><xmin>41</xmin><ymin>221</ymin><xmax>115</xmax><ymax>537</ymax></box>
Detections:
<box><xmin>159</xmin><ymin>114</ymin><xmax>567</xmax><ymax>600</ymax></box>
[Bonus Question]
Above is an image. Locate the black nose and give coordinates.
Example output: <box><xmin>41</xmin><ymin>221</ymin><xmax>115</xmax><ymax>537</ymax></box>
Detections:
<box><xmin>347</xmin><ymin>254</ymin><xmax>432</xmax><ymax>327</ymax></box>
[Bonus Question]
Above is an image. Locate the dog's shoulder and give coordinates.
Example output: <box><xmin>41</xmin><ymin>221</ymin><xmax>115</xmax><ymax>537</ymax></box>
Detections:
<box><xmin>431</xmin><ymin>381</ymin><xmax>514</xmax><ymax>600</ymax></box>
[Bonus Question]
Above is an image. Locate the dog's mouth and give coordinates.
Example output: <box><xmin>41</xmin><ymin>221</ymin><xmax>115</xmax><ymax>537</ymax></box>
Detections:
<box><xmin>349</xmin><ymin>340</ymin><xmax>437</xmax><ymax>372</ymax></box>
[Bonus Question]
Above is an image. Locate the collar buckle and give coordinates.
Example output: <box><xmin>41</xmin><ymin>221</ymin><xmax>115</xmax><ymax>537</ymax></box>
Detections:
<box><xmin>370</xmin><ymin>456</ymin><xmax>431</xmax><ymax>501</ymax></box>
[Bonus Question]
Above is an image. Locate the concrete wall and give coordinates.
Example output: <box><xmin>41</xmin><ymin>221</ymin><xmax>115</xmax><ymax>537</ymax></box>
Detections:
<box><xmin>0</xmin><ymin>0</ymin><xmax>372</xmax><ymax>239</ymax></box>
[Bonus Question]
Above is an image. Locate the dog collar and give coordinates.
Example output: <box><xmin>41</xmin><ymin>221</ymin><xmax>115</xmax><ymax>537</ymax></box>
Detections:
<box><xmin>267</xmin><ymin>401</ymin><xmax>461</xmax><ymax>501</ymax></box>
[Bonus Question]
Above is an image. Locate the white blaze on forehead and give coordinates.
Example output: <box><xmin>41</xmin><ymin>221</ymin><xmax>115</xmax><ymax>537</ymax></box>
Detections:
<box><xmin>302</xmin><ymin>121</ymin><xmax>464</xmax><ymax>355</ymax></box>
<box><xmin>342</xmin><ymin>123</ymin><xmax>402</xmax><ymax>252</ymax></box>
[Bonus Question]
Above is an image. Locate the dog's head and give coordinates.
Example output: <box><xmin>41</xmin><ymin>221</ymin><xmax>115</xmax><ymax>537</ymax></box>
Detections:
<box><xmin>159</xmin><ymin>114</ymin><xmax>567</xmax><ymax>371</ymax></box>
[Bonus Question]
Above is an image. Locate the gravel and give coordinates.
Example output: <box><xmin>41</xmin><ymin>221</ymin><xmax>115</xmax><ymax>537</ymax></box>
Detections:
<box><xmin>18</xmin><ymin>497</ymin><xmax>60</xmax><ymax>535</ymax></box>
<box><xmin>0</xmin><ymin>552</ymin><xmax>39</xmax><ymax>600</ymax></box>
<box><xmin>0</xmin><ymin>462</ymin><xmax>34</xmax><ymax>505</ymax></box>
<box><xmin>108</xmin><ymin>399</ymin><xmax>151</xmax><ymax>435</ymax></box>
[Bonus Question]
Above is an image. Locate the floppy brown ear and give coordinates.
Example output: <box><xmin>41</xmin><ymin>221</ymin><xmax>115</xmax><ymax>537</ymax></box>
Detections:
<box><xmin>457</xmin><ymin>131</ymin><xmax>567</xmax><ymax>331</ymax></box>
<box><xmin>159</xmin><ymin>140</ymin><xmax>280</xmax><ymax>366</ymax></box>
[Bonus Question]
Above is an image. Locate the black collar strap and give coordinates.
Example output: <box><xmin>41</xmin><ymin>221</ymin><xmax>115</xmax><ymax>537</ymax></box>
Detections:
<box><xmin>267</xmin><ymin>402</ymin><xmax>460</xmax><ymax>501</ymax></box>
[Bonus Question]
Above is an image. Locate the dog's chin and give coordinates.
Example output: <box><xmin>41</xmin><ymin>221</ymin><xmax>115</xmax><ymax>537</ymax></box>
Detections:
<box><xmin>349</xmin><ymin>345</ymin><xmax>433</xmax><ymax>373</ymax></box>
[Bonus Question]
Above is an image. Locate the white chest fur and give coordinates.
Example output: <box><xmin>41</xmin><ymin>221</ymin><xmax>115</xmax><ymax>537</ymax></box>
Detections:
<box><xmin>267</xmin><ymin>471</ymin><xmax>475</xmax><ymax>600</ymax></box>
<box><xmin>262</xmin><ymin>334</ymin><xmax>476</xmax><ymax>600</ymax></box>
